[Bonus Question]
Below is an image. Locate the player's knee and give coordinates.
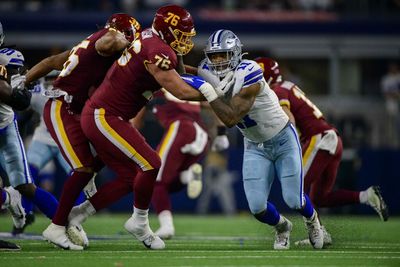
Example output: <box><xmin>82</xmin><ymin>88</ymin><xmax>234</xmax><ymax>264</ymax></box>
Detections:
<box><xmin>283</xmin><ymin>193</ymin><xmax>302</xmax><ymax>210</ymax></box>
<box><xmin>247</xmin><ymin>200</ymin><xmax>266</xmax><ymax>215</ymax></box>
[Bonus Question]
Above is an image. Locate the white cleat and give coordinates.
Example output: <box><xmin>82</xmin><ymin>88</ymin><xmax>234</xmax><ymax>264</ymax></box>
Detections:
<box><xmin>124</xmin><ymin>216</ymin><xmax>165</xmax><ymax>250</ymax></box>
<box><xmin>366</xmin><ymin>186</ymin><xmax>389</xmax><ymax>221</ymax></box>
<box><xmin>3</xmin><ymin>187</ymin><xmax>26</xmax><ymax>229</ymax></box>
<box><xmin>43</xmin><ymin>223</ymin><xmax>83</xmax><ymax>250</ymax></box>
<box><xmin>304</xmin><ymin>212</ymin><xmax>324</xmax><ymax>249</ymax></box>
<box><xmin>295</xmin><ymin>225</ymin><xmax>332</xmax><ymax>247</ymax></box>
<box><xmin>187</xmin><ymin>163</ymin><xmax>203</xmax><ymax>199</ymax></box>
<box><xmin>67</xmin><ymin>224</ymin><xmax>89</xmax><ymax>248</ymax></box>
<box><xmin>155</xmin><ymin>226</ymin><xmax>175</xmax><ymax>240</ymax></box>
<box><xmin>273</xmin><ymin>216</ymin><xmax>293</xmax><ymax>250</ymax></box>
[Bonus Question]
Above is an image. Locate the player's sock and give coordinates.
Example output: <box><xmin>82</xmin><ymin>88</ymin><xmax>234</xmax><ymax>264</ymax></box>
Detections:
<box><xmin>29</xmin><ymin>164</ymin><xmax>39</xmax><ymax>181</ymax></box>
<box><xmin>52</xmin><ymin>171</ymin><xmax>93</xmax><ymax>226</ymax></box>
<box><xmin>133</xmin><ymin>169</ymin><xmax>158</xmax><ymax>209</ymax></box>
<box><xmin>254</xmin><ymin>202</ymin><xmax>280</xmax><ymax>226</ymax></box>
<box><xmin>298</xmin><ymin>194</ymin><xmax>314</xmax><ymax>219</ymax></box>
<box><xmin>133</xmin><ymin>206</ymin><xmax>149</xmax><ymax>222</ymax></box>
<box><xmin>32</xmin><ymin>187</ymin><xmax>58</xmax><ymax>219</ymax></box>
<box><xmin>22</xmin><ymin>196</ymin><xmax>34</xmax><ymax>215</ymax></box>
<box><xmin>0</xmin><ymin>188</ymin><xmax>8</xmax><ymax>206</ymax></box>
<box><xmin>152</xmin><ymin>183</ymin><xmax>172</xmax><ymax>213</ymax></box>
<box><xmin>89</xmin><ymin>178</ymin><xmax>131</xmax><ymax>211</ymax></box>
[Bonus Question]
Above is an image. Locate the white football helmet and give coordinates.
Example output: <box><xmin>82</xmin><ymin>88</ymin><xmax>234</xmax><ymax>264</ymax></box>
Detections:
<box><xmin>0</xmin><ymin>22</ymin><xmax>4</xmax><ymax>47</ymax></box>
<box><xmin>204</xmin><ymin>29</ymin><xmax>243</xmax><ymax>77</ymax></box>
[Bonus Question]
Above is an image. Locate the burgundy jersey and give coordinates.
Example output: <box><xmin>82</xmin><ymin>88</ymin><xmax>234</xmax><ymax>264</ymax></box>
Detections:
<box><xmin>53</xmin><ymin>28</ymin><xmax>120</xmax><ymax>113</ymax></box>
<box><xmin>88</xmin><ymin>28</ymin><xmax>178</xmax><ymax>120</ymax></box>
<box><xmin>272</xmin><ymin>80</ymin><xmax>334</xmax><ymax>141</ymax></box>
<box><xmin>152</xmin><ymin>89</ymin><xmax>201</xmax><ymax>128</ymax></box>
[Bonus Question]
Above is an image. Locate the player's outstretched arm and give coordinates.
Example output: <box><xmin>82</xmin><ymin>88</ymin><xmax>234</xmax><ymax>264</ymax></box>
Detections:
<box><xmin>147</xmin><ymin>62</ymin><xmax>205</xmax><ymax>101</ymax></box>
<box><xmin>95</xmin><ymin>29</ymin><xmax>130</xmax><ymax>57</ymax></box>
<box><xmin>209</xmin><ymin>83</ymin><xmax>260</xmax><ymax>128</ymax></box>
<box><xmin>25</xmin><ymin>50</ymin><xmax>70</xmax><ymax>84</ymax></box>
<box><xmin>281</xmin><ymin>105</ymin><xmax>296</xmax><ymax>126</ymax></box>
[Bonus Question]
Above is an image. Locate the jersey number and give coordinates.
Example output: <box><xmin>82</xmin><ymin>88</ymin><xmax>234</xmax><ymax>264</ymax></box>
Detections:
<box><xmin>237</xmin><ymin>115</ymin><xmax>257</xmax><ymax>129</ymax></box>
<box><xmin>292</xmin><ymin>86</ymin><xmax>323</xmax><ymax>119</ymax></box>
<box><xmin>60</xmin><ymin>40</ymin><xmax>90</xmax><ymax>77</ymax></box>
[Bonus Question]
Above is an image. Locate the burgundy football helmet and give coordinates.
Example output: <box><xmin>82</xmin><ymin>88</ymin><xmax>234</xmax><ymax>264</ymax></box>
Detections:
<box><xmin>152</xmin><ymin>5</ymin><xmax>196</xmax><ymax>55</ymax></box>
<box><xmin>105</xmin><ymin>13</ymin><xmax>141</xmax><ymax>43</ymax></box>
<box><xmin>254</xmin><ymin>57</ymin><xmax>282</xmax><ymax>85</ymax></box>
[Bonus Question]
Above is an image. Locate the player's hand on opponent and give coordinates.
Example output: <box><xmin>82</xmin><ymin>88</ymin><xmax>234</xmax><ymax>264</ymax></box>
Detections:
<box><xmin>214</xmin><ymin>72</ymin><xmax>235</xmax><ymax>97</ymax></box>
<box><xmin>9</xmin><ymin>74</ymin><xmax>32</xmax><ymax>111</ymax></box>
<box><xmin>11</xmin><ymin>74</ymin><xmax>26</xmax><ymax>90</ymax></box>
<box><xmin>180</xmin><ymin>74</ymin><xmax>218</xmax><ymax>102</ymax></box>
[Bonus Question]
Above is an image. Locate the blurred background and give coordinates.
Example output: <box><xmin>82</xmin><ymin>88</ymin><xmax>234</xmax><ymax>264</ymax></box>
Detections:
<box><xmin>1</xmin><ymin>0</ymin><xmax>399</xmax><ymax>216</ymax></box>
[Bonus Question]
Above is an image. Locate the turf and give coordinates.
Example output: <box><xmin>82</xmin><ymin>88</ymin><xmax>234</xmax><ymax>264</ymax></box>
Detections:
<box><xmin>0</xmin><ymin>213</ymin><xmax>399</xmax><ymax>267</ymax></box>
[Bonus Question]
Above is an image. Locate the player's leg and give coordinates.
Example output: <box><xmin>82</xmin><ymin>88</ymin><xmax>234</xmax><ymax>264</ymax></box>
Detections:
<box><xmin>82</xmin><ymin>107</ymin><xmax>164</xmax><ymax>249</ymax></box>
<box><xmin>275</xmin><ymin>124</ymin><xmax>323</xmax><ymax>249</ymax></box>
<box><xmin>242</xmin><ymin>138</ymin><xmax>292</xmax><ymax>250</ymax></box>
<box><xmin>42</xmin><ymin>99</ymin><xmax>95</xmax><ymax>250</ymax></box>
<box><xmin>1</xmin><ymin>119</ymin><xmax>58</xmax><ymax>223</ymax></box>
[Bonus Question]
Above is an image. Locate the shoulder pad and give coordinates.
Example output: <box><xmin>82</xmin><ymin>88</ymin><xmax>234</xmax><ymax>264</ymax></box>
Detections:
<box><xmin>234</xmin><ymin>60</ymin><xmax>264</xmax><ymax>88</ymax></box>
<box><xmin>281</xmin><ymin>81</ymin><xmax>295</xmax><ymax>90</ymax></box>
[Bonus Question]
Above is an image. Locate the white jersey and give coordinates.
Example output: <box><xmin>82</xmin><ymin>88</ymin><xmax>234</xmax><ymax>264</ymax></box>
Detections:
<box><xmin>0</xmin><ymin>64</ymin><xmax>14</xmax><ymax>129</ymax></box>
<box><xmin>30</xmin><ymin>84</ymin><xmax>57</xmax><ymax>146</ymax></box>
<box><xmin>198</xmin><ymin>59</ymin><xmax>289</xmax><ymax>143</ymax></box>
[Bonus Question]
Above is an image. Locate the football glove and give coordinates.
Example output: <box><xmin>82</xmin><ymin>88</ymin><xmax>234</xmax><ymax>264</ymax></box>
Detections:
<box><xmin>181</xmin><ymin>74</ymin><xmax>218</xmax><ymax>102</ymax></box>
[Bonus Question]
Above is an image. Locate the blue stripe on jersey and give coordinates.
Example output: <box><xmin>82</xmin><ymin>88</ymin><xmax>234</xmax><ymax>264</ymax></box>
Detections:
<box><xmin>243</xmin><ymin>74</ymin><xmax>263</xmax><ymax>87</ymax></box>
<box><xmin>244</xmin><ymin>69</ymin><xmax>263</xmax><ymax>83</ymax></box>
<box><xmin>202</xmin><ymin>63</ymin><xmax>209</xmax><ymax>70</ymax></box>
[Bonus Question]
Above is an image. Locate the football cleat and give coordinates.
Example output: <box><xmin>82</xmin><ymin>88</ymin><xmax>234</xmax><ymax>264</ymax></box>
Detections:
<box><xmin>294</xmin><ymin>225</ymin><xmax>332</xmax><ymax>247</ymax></box>
<box><xmin>155</xmin><ymin>226</ymin><xmax>175</xmax><ymax>240</ymax></box>
<box><xmin>3</xmin><ymin>187</ymin><xmax>26</xmax><ymax>229</ymax></box>
<box><xmin>12</xmin><ymin>213</ymin><xmax>35</xmax><ymax>235</ymax></box>
<box><xmin>187</xmin><ymin>163</ymin><xmax>203</xmax><ymax>199</ymax></box>
<box><xmin>42</xmin><ymin>223</ymin><xmax>83</xmax><ymax>250</ymax></box>
<box><xmin>304</xmin><ymin>212</ymin><xmax>324</xmax><ymax>249</ymax></box>
<box><xmin>124</xmin><ymin>216</ymin><xmax>165</xmax><ymax>250</ymax></box>
<box><xmin>273</xmin><ymin>216</ymin><xmax>292</xmax><ymax>250</ymax></box>
<box><xmin>366</xmin><ymin>186</ymin><xmax>389</xmax><ymax>221</ymax></box>
<box><xmin>0</xmin><ymin>239</ymin><xmax>21</xmax><ymax>251</ymax></box>
<box><xmin>67</xmin><ymin>224</ymin><xmax>89</xmax><ymax>248</ymax></box>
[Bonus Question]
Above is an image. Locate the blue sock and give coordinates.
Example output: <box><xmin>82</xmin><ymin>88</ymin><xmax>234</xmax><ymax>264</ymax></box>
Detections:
<box><xmin>298</xmin><ymin>194</ymin><xmax>314</xmax><ymax>218</ymax></box>
<box><xmin>33</xmin><ymin>187</ymin><xmax>58</xmax><ymax>219</ymax></box>
<box><xmin>1</xmin><ymin>189</ymin><xmax>7</xmax><ymax>206</ymax></box>
<box><xmin>29</xmin><ymin>164</ymin><xmax>39</xmax><ymax>182</ymax></box>
<box><xmin>74</xmin><ymin>191</ymin><xmax>85</xmax><ymax>205</ymax></box>
<box><xmin>254</xmin><ymin>202</ymin><xmax>280</xmax><ymax>226</ymax></box>
<box><xmin>22</xmin><ymin>196</ymin><xmax>34</xmax><ymax>215</ymax></box>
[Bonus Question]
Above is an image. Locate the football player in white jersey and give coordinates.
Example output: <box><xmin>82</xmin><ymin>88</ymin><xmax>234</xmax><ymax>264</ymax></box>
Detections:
<box><xmin>196</xmin><ymin>29</ymin><xmax>324</xmax><ymax>250</ymax></box>
<box><xmin>0</xmin><ymin>46</ymin><xmax>60</xmax><ymax>233</ymax></box>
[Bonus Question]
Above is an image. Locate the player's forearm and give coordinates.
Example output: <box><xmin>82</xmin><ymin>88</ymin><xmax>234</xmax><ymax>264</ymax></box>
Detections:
<box><xmin>26</xmin><ymin>51</ymin><xmax>69</xmax><ymax>84</ymax></box>
<box><xmin>209</xmin><ymin>98</ymin><xmax>242</xmax><ymax>128</ymax></box>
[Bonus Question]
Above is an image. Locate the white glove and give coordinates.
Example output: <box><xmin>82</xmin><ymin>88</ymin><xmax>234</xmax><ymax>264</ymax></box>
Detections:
<box><xmin>181</xmin><ymin>122</ymin><xmax>208</xmax><ymax>155</ymax></box>
<box><xmin>11</xmin><ymin>74</ymin><xmax>26</xmax><ymax>90</ymax></box>
<box><xmin>214</xmin><ymin>72</ymin><xmax>235</xmax><ymax>97</ymax></box>
<box><xmin>198</xmin><ymin>82</ymin><xmax>218</xmax><ymax>102</ymax></box>
<box><xmin>211</xmin><ymin>135</ymin><xmax>229</xmax><ymax>151</ymax></box>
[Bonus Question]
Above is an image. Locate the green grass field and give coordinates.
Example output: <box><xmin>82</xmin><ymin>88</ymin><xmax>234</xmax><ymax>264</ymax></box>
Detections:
<box><xmin>0</xmin><ymin>213</ymin><xmax>399</xmax><ymax>267</ymax></box>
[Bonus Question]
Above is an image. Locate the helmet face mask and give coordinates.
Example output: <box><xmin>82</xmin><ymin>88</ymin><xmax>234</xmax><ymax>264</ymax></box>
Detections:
<box><xmin>205</xmin><ymin>30</ymin><xmax>242</xmax><ymax>77</ymax></box>
<box><xmin>105</xmin><ymin>13</ymin><xmax>141</xmax><ymax>43</ymax></box>
<box><xmin>152</xmin><ymin>5</ymin><xmax>196</xmax><ymax>55</ymax></box>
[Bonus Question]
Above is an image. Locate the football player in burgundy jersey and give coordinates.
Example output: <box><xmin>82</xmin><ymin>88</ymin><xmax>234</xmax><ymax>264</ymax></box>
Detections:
<box><xmin>67</xmin><ymin>5</ymin><xmax>210</xmax><ymax>250</ymax></box>
<box><xmin>25</xmin><ymin>13</ymin><xmax>141</xmax><ymax>250</ymax></box>
<box><xmin>255</xmin><ymin>57</ymin><xmax>389</xmax><ymax>244</ymax></box>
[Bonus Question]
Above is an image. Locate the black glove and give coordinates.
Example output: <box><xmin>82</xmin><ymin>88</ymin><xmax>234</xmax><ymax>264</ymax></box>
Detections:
<box><xmin>10</xmin><ymin>88</ymin><xmax>32</xmax><ymax>111</ymax></box>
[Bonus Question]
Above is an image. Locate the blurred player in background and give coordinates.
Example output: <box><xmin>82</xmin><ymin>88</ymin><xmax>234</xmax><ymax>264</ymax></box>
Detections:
<box><xmin>25</xmin><ymin>13</ymin><xmax>141</xmax><ymax>250</ymax></box>
<box><xmin>132</xmin><ymin>86</ymin><xmax>209</xmax><ymax>239</ymax></box>
<box><xmin>67</xmin><ymin>5</ymin><xmax>211</xmax><ymax>250</ymax></box>
<box><xmin>196</xmin><ymin>29</ymin><xmax>325</xmax><ymax>250</ymax></box>
<box><xmin>255</xmin><ymin>57</ymin><xmax>389</xmax><ymax>245</ymax></box>
<box><xmin>0</xmin><ymin>45</ymin><xmax>62</xmax><ymax>234</ymax></box>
